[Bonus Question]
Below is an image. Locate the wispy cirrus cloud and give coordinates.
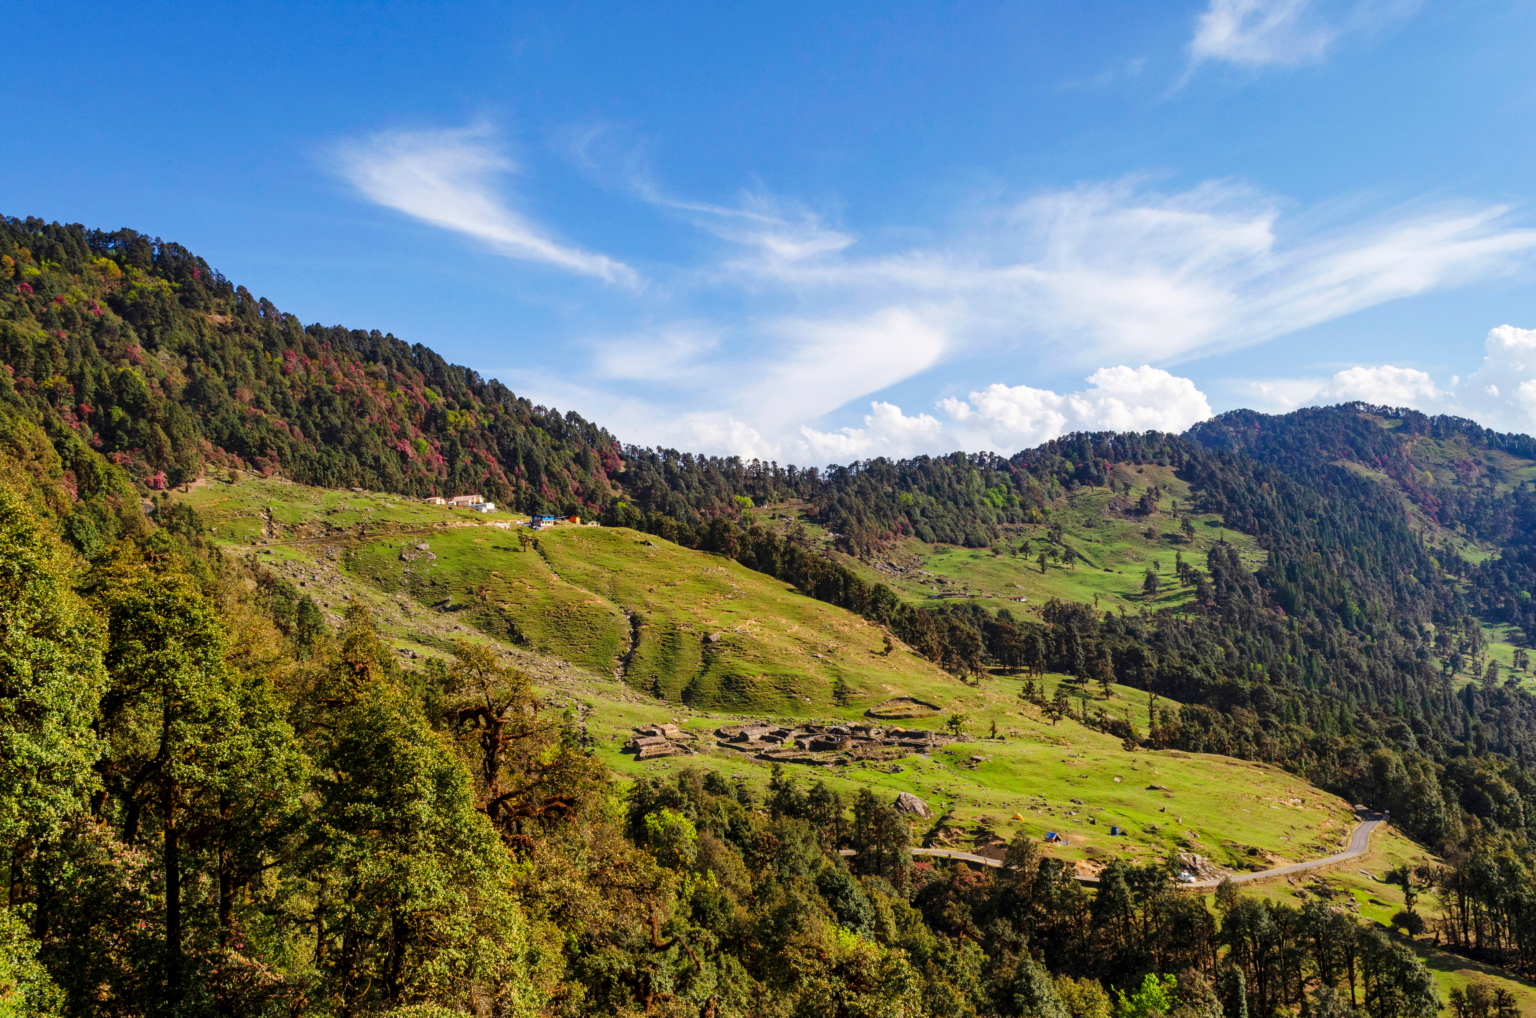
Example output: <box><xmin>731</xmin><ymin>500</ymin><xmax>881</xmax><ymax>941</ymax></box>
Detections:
<box><xmin>715</xmin><ymin>179</ymin><xmax>1536</xmax><ymax>369</ymax></box>
<box><xmin>651</xmin><ymin>190</ymin><xmax>854</xmax><ymax>265</ymax></box>
<box><xmin>567</xmin><ymin>123</ymin><xmax>855</xmax><ymax>266</ymax></box>
<box><xmin>1189</xmin><ymin>0</ymin><xmax>1418</xmax><ymax>69</ymax></box>
<box><xmin>331</xmin><ymin>124</ymin><xmax>638</xmax><ymax>287</ymax></box>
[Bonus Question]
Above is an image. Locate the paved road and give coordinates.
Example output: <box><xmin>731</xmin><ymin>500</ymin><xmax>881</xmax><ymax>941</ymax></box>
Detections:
<box><xmin>839</xmin><ymin>814</ymin><xmax>1384</xmax><ymax>888</ymax></box>
<box><xmin>1199</xmin><ymin>815</ymin><xmax>1383</xmax><ymax>890</ymax></box>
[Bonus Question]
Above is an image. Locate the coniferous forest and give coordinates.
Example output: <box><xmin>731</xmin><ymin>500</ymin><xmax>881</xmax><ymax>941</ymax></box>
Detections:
<box><xmin>3</xmin><ymin>214</ymin><xmax>1535</xmax><ymax>1016</ymax></box>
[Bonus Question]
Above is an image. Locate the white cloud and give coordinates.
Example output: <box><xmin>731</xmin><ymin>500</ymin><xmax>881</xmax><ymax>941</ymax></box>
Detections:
<box><xmin>1318</xmin><ymin>364</ymin><xmax>1444</xmax><ymax>406</ymax></box>
<box><xmin>558</xmin><ymin>305</ymin><xmax>949</xmax><ymax>456</ymax></box>
<box><xmin>332</xmin><ymin>124</ymin><xmax>638</xmax><ymax>286</ymax></box>
<box><xmin>590</xmin><ymin>323</ymin><xmax>720</xmax><ymax>384</ymax></box>
<box><xmin>1462</xmin><ymin>324</ymin><xmax>1536</xmax><ymax>397</ymax></box>
<box><xmin>796</xmin><ymin>366</ymin><xmax>1212</xmax><ymax>462</ymax></box>
<box><xmin>746</xmin><ymin>307</ymin><xmax>950</xmax><ymax>432</ymax></box>
<box><xmin>721</xmin><ymin>180</ymin><xmax>1536</xmax><ymax>371</ymax></box>
<box><xmin>345</xmin><ymin>123</ymin><xmax>1536</xmax><ymax>457</ymax></box>
<box><xmin>1192</xmin><ymin>0</ymin><xmax>1334</xmax><ymax>67</ymax></box>
<box><xmin>1456</xmin><ymin>324</ymin><xmax>1536</xmax><ymax>429</ymax></box>
<box><xmin>941</xmin><ymin>366</ymin><xmax>1214</xmax><ymax>452</ymax></box>
<box><xmin>1242</xmin><ymin>364</ymin><xmax>1447</xmax><ymax>414</ymax></box>
<box><xmin>799</xmin><ymin>402</ymin><xmax>945</xmax><ymax>461</ymax></box>
<box><xmin>1241</xmin><ymin>324</ymin><xmax>1536</xmax><ymax>430</ymax></box>
<box><xmin>673</xmin><ymin>192</ymin><xmax>854</xmax><ymax>265</ymax></box>
<box><xmin>1189</xmin><ymin>0</ymin><xmax>1417</xmax><ymax>69</ymax></box>
<box><xmin>1243</xmin><ymin>376</ymin><xmax>1331</xmax><ymax>410</ymax></box>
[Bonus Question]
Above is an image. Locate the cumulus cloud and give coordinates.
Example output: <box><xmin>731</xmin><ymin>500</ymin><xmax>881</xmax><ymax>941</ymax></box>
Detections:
<box><xmin>797</xmin><ymin>366</ymin><xmax>1213</xmax><ymax>462</ymax></box>
<box><xmin>1244</xmin><ymin>364</ymin><xmax>1449</xmax><ymax>415</ymax></box>
<box><xmin>1189</xmin><ymin>0</ymin><xmax>1417</xmax><ymax>69</ymax></box>
<box><xmin>941</xmin><ymin>366</ymin><xmax>1215</xmax><ymax>452</ymax></box>
<box><xmin>1319</xmin><ymin>365</ymin><xmax>1445</xmax><ymax>405</ymax></box>
<box><xmin>1461</xmin><ymin>325</ymin><xmax>1536</xmax><ymax>402</ymax></box>
<box><xmin>1242</xmin><ymin>324</ymin><xmax>1536</xmax><ymax>432</ymax></box>
<box><xmin>799</xmin><ymin>402</ymin><xmax>945</xmax><ymax>461</ymax></box>
<box><xmin>331</xmin><ymin>124</ymin><xmax>638</xmax><ymax>286</ymax></box>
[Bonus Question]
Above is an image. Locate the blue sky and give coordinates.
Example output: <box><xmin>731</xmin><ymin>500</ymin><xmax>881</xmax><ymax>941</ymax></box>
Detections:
<box><xmin>6</xmin><ymin>1</ymin><xmax>1536</xmax><ymax>460</ymax></box>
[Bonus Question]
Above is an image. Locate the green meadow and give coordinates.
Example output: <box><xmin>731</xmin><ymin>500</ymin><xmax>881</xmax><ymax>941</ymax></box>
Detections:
<box><xmin>827</xmin><ymin>462</ymin><xmax>1265</xmax><ymax>615</ymax></box>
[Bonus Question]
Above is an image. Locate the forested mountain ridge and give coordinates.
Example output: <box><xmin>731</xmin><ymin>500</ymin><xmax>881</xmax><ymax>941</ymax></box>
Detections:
<box><xmin>1190</xmin><ymin>404</ymin><xmax>1536</xmax><ymax>649</ymax></box>
<box><xmin>0</xmin><ymin>215</ymin><xmax>621</xmax><ymax>511</ymax></box>
<box><xmin>0</xmin><ymin>399</ymin><xmax>1479</xmax><ymax>1018</ymax></box>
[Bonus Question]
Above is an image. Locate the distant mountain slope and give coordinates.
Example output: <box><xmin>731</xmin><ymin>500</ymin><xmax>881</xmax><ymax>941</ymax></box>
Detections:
<box><xmin>1189</xmin><ymin>403</ymin><xmax>1536</xmax><ymax>645</ymax></box>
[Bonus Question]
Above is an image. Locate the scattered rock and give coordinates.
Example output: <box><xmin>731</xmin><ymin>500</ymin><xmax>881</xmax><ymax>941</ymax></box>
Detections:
<box><xmin>1147</xmin><ymin>784</ymin><xmax>1171</xmax><ymax>791</ymax></box>
<box><xmin>399</xmin><ymin>543</ymin><xmax>437</xmax><ymax>563</ymax></box>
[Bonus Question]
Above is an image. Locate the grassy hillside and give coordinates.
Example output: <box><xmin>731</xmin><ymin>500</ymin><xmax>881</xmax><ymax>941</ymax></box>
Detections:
<box><xmin>179</xmin><ymin>473</ymin><xmax>968</xmax><ymax>713</ymax></box>
<box><xmin>821</xmin><ymin>462</ymin><xmax>1264</xmax><ymax>615</ymax></box>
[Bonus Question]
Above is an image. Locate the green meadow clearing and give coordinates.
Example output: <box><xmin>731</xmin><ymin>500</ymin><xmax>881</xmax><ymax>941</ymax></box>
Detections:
<box><xmin>817</xmin><ymin>462</ymin><xmax>1267</xmax><ymax>617</ymax></box>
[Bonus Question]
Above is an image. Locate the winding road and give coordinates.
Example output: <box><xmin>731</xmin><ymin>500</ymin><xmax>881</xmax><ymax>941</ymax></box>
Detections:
<box><xmin>840</xmin><ymin>813</ymin><xmax>1385</xmax><ymax>889</ymax></box>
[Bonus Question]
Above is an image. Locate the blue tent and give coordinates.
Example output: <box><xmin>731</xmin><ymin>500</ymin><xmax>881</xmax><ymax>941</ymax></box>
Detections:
<box><xmin>1110</xmin><ymin>825</ymin><xmax>1121</xmax><ymax>836</ymax></box>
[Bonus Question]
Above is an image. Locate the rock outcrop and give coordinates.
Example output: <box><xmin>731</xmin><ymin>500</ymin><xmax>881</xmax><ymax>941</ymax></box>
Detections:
<box><xmin>894</xmin><ymin>791</ymin><xmax>932</xmax><ymax>819</ymax></box>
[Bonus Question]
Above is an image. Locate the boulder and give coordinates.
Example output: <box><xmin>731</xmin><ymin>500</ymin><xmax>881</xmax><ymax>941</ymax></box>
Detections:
<box><xmin>893</xmin><ymin>791</ymin><xmax>932</xmax><ymax>819</ymax></box>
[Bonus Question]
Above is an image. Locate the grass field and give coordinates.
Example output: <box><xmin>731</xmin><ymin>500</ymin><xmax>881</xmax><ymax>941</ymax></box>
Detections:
<box><xmin>177</xmin><ymin>473</ymin><xmax>1356</xmax><ymax>869</ymax></box>
<box><xmin>818</xmin><ymin>463</ymin><xmax>1266</xmax><ymax>618</ymax></box>
<box><xmin>178</xmin><ymin>473</ymin><xmax>969</xmax><ymax>713</ymax></box>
